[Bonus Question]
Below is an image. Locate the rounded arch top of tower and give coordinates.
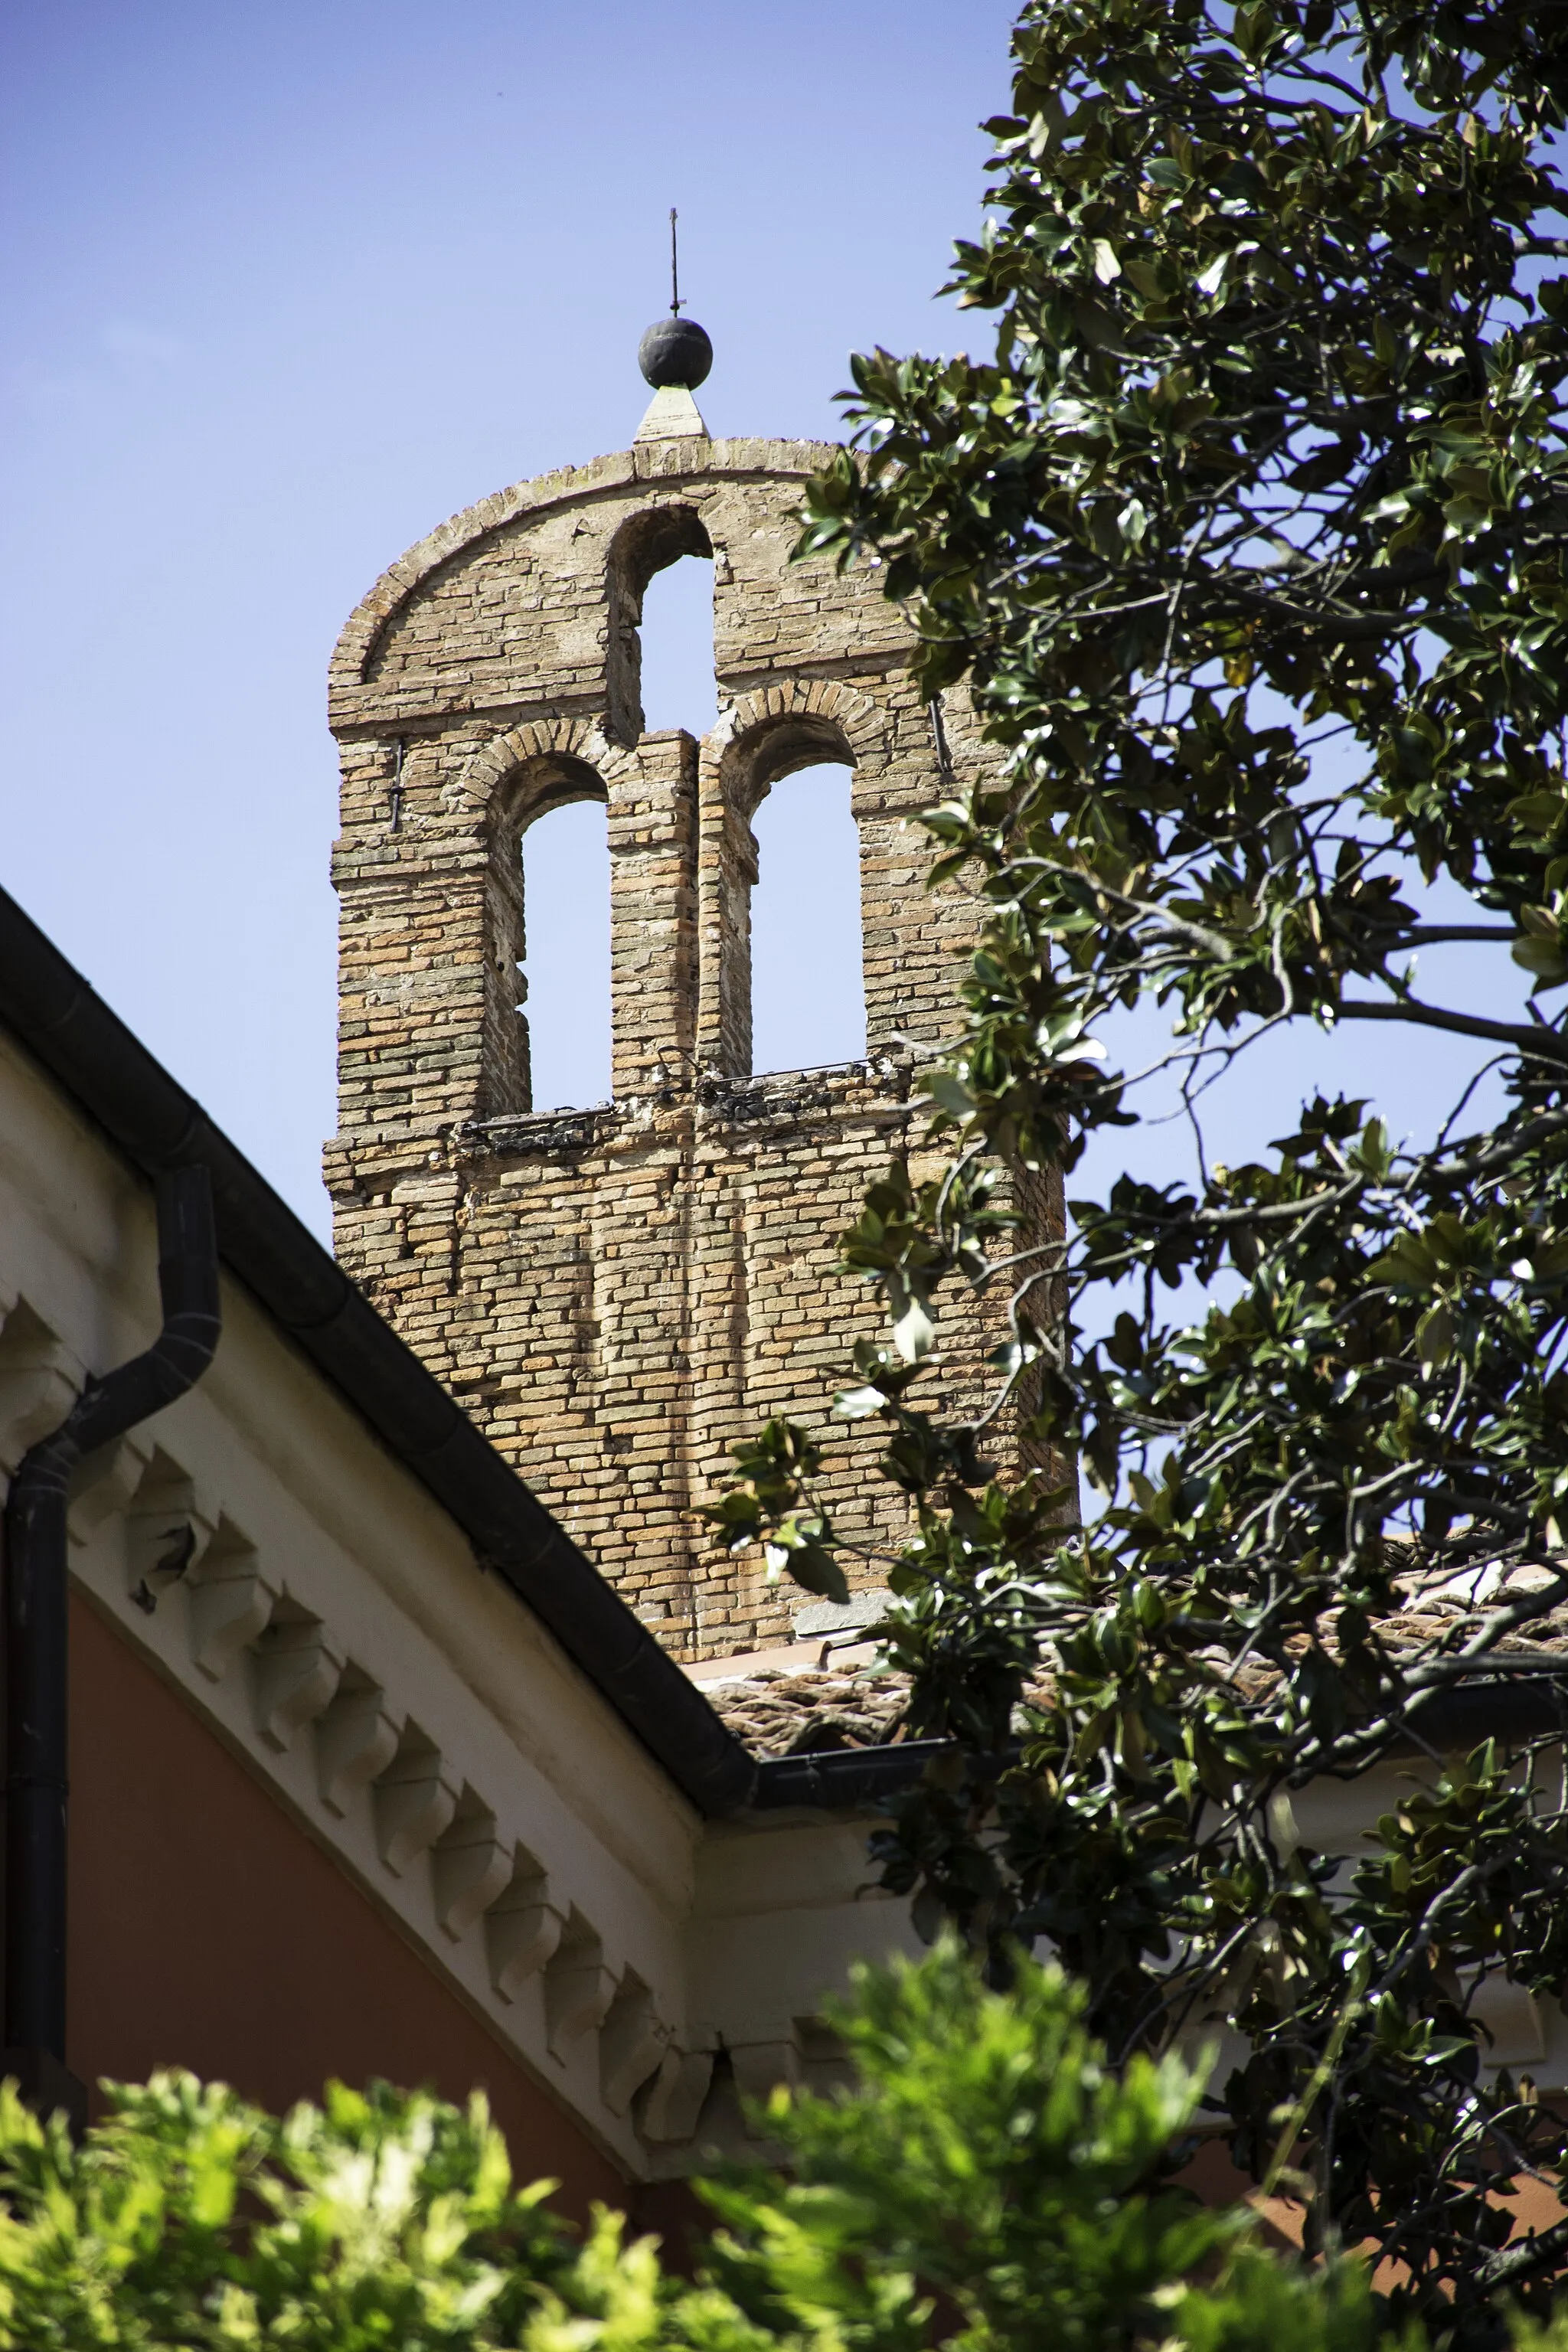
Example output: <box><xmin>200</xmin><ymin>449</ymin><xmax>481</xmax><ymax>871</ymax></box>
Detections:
<box><xmin>327</xmin><ymin>435</ymin><xmax>910</xmax><ymax>743</ymax></box>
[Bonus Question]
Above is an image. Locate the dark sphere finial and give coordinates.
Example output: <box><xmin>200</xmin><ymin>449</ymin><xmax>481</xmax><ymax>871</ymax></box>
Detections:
<box><xmin>639</xmin><ymin>315</ymin><xmax>713</xmax><ymax>390</ymax></box>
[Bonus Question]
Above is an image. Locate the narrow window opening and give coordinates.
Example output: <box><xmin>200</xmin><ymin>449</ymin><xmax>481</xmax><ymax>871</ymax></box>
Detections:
<box><xmin>518</xmin><ymin>799</ymin><xmax>612</xmax><ymax>1110</ymax></box>
<box><xmin>750</xmin><ymin>763</ymin><xmax>866</xmax><ymax>1075</ymax></box>
<box><xmin>637</xmin><ymin>553</ymin><xmax>717</xmax><ymax>737</ymax></box>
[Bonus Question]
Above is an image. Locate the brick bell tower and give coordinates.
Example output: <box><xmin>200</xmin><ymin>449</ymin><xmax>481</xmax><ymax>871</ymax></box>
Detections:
<box><xmin>324</xmin><ymin>308</ymin><xmax>1014</xmax><ymax>1661</ymax></box>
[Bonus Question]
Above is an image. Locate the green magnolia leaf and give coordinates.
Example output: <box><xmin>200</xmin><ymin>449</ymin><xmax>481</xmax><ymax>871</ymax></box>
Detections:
<box><xmin>892</xmin><ymin>1293</ymin><xmax>936</xmax><ymax>1363</ymax></box>
<box><xmin>926</xmin><ymin>1070</ymin><xmax>978</xmax><ymax>1117</ymax></box>
<box><xmin>1513</xmin><ymin>917</ymin><xmax>1568</xmax><ymax>988</ymax></box>
<box><xmin>835</xmin><ymin>1383</ymin><xmax>892</xmax><ymax>1420</ymax></box>
<box><xmin>1508</xmin><ymin>791</ymin><xmax>1568</xmax><ymax>835</ymax></box>
<box><xmin>766</xmin><ymin>1528</ymin><xmax>850</xmax><ymax>1604</ymax></box>
<box><xmin>1417</xmin><ymin>1301</ymin><xmax>1455</xmax><ymax>1370</ymax></box>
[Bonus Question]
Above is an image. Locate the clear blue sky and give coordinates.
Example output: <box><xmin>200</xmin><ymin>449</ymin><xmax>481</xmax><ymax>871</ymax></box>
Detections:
<box><xmin>0</xmin><ymin>0</ymin><xmax>1017</xmax><ymax>1236</ymax></box>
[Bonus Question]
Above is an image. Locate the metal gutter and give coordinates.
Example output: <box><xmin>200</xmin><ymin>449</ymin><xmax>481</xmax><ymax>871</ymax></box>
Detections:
<box><xmin>0</xmin><ymin>884</ymin><xmax>756</xmax><ymax>1820</ymax></box>
<box><xmin>750</xmin><ymin>1740</ymin><xmax>952</xmax><ymax>1811</ymax></box>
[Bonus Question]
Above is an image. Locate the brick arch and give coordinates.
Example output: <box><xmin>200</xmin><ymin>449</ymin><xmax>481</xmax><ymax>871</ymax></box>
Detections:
<box><xmin>608</xmin><ymin>500</ymin><xmax>713</xmax><ymax>593</ymax></box>
<box><xmin>328</xmin><ymin>439</ymin><xmax>839</xmax><ymax>717</ymax></box>
<box><xmin>720</xmin><ymin>676</ymin><xmax>885</xmax><ymax>764</ymax></box>
<box><xmin>712</xmin><ymin>678</ymin><xmax>887</xmax><ymax>818</ymax></box>
<box><xmin>332</xmin><ymin>466</ymin><xmax>599</xmax><ymax>698</ymax></box>
<box><xmin>445</xmin><ymin>719</ymin><xmax>639</xmax><ymax>821</ymax></box>
<box><xmin>495</xmin><ymin>754</ymin><xmax>606</xmax><ymax>846</ymax></box>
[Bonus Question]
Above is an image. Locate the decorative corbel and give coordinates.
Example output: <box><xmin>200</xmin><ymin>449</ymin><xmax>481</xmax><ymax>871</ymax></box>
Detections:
<box><xmin>315</xmin><ymin>1681</ymin><xmax>401</xmax><ymax>1816</ymax></box>
<box><xmin>486</xmin><ymin>1855</ymin><xmax>565</xmax><ymax>2002</ymax></box>
<box><xmin>640</xmin><ymin>2043</ymin><xmax>716</xmax><ymax>2144</ymax></box>
<box><xmin>544</xmin><ymin>1925</ymin><xmax>617</xmax><ymax>2058</ymax></box>
<box><xmin>253</xmin><ymin>1615</ymin><xmax>345</xmax><ymax>1750</ymax></box>
<box><xmin>599</xmin><ymin>1977</ymin><xmax>671</xmax><ymax>2115</ymax></box>
<box><xmin>374</xmin><ymin>1731</ymin><xmax>459</xmax><ymax>1875</ymax></box>
<box><xmin>431</xmin><ymin>1801</ymin><xmax>512</xmax><ymax>1941</ymax></box>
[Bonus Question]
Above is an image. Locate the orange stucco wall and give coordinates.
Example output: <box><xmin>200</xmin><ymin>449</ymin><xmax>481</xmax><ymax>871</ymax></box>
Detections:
<box><xmin>65</xmin><ymin>1591</ymin><xmax>633</xmax><ymax>2223</ymax></box>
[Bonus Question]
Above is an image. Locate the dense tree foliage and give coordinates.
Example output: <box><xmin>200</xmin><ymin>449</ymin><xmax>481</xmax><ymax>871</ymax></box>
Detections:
<box><xmin>716</xmin><ymin>0</ymin><xmax>1568</xmax><ymax>2331</ymax></box>
<box><xmin>0</xmin><ymin>1949</ymin><xmax>1375</xmax><ymax>2352</ymax></box>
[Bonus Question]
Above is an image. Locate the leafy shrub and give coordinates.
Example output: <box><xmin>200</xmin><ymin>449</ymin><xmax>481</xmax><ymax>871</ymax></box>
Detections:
<box><xmin>0</xmin><ymin>1945</ymin><xmax>1379</xmax><ymax>2352</ymax></box>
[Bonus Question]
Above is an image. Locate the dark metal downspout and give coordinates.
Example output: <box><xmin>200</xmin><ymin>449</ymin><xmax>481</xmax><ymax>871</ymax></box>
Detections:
<box><xmin>2</xmin><ymin>1166</ymin><xmax>220</xmax><ymax>2127</ymax></box>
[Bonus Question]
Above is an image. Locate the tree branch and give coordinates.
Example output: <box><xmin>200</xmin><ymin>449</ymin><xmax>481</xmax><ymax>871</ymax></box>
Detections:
<box><xmin>1338</xmin><ymin>997</ymin><xmax>1568</xmax><ymax>1067</ymax></box>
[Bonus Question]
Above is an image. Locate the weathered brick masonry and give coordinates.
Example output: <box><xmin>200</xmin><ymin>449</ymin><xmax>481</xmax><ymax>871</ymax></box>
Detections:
<box><xmin>325</xmin><ymin>416</ymin><xmax>1028</xmax><ymax>1658</ymax></box>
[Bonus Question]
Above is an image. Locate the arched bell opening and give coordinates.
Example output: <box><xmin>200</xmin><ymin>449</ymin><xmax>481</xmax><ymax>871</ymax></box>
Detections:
<box><xmin>718</xmin><ymin>714</ymin><xmax>867</xmax><ymax>1080</ymax></box>
<box><xmin>606</xmin><ymin>504</ymin><xmax>715</xmax><ymax>746</ymax></box>
<box><xmin>489</xmin><ymin>755</ymin><xmax>612</xmax><ymax>1113</ymax></box>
